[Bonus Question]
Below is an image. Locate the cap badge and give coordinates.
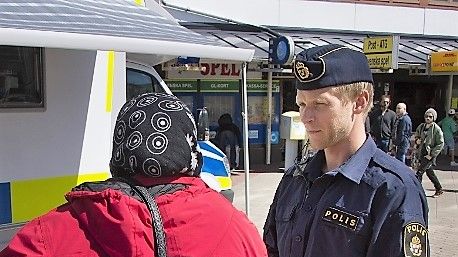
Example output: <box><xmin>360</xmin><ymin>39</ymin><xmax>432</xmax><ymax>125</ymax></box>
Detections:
<box><xmin>294</xmin><ymin>61</ymin><xmax>311</xmax><ymax>81</ymax></box>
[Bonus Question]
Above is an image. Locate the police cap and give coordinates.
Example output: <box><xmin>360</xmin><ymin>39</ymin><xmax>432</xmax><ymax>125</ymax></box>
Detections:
<box><xmin>293</xmin><ymin>44</ymin><xmax>373</xmax><ymax>90</ymax></box>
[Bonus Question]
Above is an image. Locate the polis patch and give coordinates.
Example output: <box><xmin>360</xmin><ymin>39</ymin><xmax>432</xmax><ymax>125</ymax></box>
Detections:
<box><xmin>322</xmin><ymin>207</ymin><xmax>359</xmax><ymax>231</ymax></box>
<box><xmin>403</xmin><ymin>222</ymin><xmax>428</xmax><ymax>257</ymax></box>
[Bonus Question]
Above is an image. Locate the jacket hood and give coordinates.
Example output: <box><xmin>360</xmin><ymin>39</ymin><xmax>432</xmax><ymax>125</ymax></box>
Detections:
<box><xmin>63</xmin><ymin>177</ymin><xmax>240</xmax><ymax>257</ymax></box>
<box><xmin>3</xmin><ymin>177</ymin><xmax>265</xmax><ymax>257</ymax></box>
<box><xmin>66</xmin><ymin>185</ymin><xmax>155</xmax><ymax>257</ymax></box>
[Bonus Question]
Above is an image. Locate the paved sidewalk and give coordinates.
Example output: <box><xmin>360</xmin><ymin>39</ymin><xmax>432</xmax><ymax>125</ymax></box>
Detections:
<box><xmin>231</xmin><ymin>160</ymin><xmax>458</xmax><ymax>257</ymax></box>
<box><xmin>422</xmin><ymin>166</ymin><xmax>458</xmax><ymax>256</ymax></box>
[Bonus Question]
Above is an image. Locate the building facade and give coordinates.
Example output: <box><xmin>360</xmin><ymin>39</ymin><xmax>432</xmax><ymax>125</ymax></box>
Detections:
<box><xmin>161</xmin><ymin>0</ymin><xmax>458</xmax><ymax>166</ymax></box>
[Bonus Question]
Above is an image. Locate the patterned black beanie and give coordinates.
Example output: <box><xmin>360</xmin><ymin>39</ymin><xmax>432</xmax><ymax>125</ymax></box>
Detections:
<box><xmin>110</xmin><ymin>93</ymin><xmax>202</xmax><ymax>178</ymax></box>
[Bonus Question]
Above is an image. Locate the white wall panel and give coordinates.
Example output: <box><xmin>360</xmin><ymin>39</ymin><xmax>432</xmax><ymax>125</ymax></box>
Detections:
<box><xmin>0</xmin><ymin>49</ymin><xmax>97</xmax><ymax>181</ymax></box>
<box><xmin>424</xmin><ymin>9</ymin><xmax>458</xmax><ymax>37</ymax></box>
<box><xmin>165</xmin><ymin>0</ymin><xmax>458</xmax><ymax>37</ymax></box>
<box><xmin>165</xmin><ymin>0</ymin><xmax>281</xmax><ymax>25</ymax></box>
<box><xmin>354</xmin><ymin>4</ymin><xmax>424</xmax><ymax>34</ymax></box>
<box><xmin>278</xmin><ymin>0</ymin><xmax>356</xmax><ymax>30</ymax></box>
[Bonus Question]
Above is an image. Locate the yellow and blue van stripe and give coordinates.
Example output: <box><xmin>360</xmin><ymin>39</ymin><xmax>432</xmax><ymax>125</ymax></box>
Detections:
<box><xmin>0</xmin><ymin>173</ymin><xmax>109</xmax><ymax>225</ymax></box>
<box><xmin>0</xmin><ymin>142</ymin><xmax>232</xmax><ymax>225</ymax></box>
<box><xmin>0</xmin><ymin>182</ymin><xmax>11</xmax><ymax>224</ymax></box>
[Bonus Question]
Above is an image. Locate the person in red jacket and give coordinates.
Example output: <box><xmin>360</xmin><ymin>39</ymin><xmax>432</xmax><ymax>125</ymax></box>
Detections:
<box><xmin>1</xmin><ymin>93</ymin><xmax>267</xmax><ymax>257</ymax></box>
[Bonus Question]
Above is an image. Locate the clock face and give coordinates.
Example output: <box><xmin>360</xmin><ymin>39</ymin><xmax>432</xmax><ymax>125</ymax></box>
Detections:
<box><xmin>276</xmin><ymin>40</ymin><xmax>288</xmax><ymax>61</ymax></box>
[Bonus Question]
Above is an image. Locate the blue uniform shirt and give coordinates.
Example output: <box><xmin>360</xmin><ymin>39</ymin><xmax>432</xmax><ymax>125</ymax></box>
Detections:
<box><xmin>263</xmin><ymin>136</ymin><xmax>429</xmax><ymax>257</ymax></box>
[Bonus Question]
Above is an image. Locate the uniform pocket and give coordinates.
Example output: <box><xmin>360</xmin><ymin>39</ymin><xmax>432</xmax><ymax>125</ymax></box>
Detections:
<box><xmin>276</xmin><ymin>203</ymin><xmax>297</xmax><ymax>222</ymax></box>
<box><xmin>274</xmin><ymin>202</ymin><xmax>299</xmax><ymax>255</ymax></box>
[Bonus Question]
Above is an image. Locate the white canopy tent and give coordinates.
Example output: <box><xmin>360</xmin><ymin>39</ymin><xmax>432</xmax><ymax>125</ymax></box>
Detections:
<box><xmin>0</xmin><ymin>0</ymin><xmax>254</xmax><ymax>62</ymax></box>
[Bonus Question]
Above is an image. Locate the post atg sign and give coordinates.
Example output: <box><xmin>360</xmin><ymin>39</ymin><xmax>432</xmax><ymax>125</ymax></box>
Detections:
<box><xmin>363</xmin><ymin>36</ymin><xmax>399</xmax><ymax>70</ymax></box>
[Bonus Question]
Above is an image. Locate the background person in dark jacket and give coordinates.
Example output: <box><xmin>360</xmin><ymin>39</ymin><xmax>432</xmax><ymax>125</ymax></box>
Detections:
<box><xmin>369</xmin><ymin>95</ymin><xmax>396</xmax><ymax>152</ymax></box>
<box><xmin>1</xmin><ymin>93</ymin><xmax>267</xmax><ymax>257</ymax></box>
<box><xmin>215</xmin><ymin>113</ymin><xmax>242</xmax><ymax>169</ymax></box>
<box><xmin>392</xmin><ymin>102</ymin><xmax>413</xmax><ymax>164</ymax></box>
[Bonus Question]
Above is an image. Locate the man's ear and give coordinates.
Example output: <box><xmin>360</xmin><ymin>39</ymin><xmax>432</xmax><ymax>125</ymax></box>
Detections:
<box><xmin>354</xmin><ymin>90</ymin><xmax>370</xmax><ymax>114</ymax></box>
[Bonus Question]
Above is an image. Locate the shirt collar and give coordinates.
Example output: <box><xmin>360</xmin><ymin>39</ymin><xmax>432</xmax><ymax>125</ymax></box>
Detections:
<box><xmin>301</xmin><ymin>135</ymin><xmax>377</xmax><ymax>184</ymax></box>
<box><xmin>300</xmin><ymin>149</ymin><xmax>325</xmax><ymax>181</ymax></box>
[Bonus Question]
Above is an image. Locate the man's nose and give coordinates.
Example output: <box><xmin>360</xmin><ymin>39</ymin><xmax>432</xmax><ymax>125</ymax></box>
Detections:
<box><xmin>300</xmin><ymin>109</ymin><xmax>314</xmax><ymax>124</ymax></box>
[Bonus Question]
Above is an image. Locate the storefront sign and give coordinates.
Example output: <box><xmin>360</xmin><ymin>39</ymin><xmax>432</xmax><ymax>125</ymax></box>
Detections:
<box><xmin>165</xmin><ymin>80</ymin><xmax>282</xmax><ymax>93</ymax></box>
<box><xmin>165</xmin><ymin>61</ymin><xmax>262</xmax><ymax>79</ymax></box>
<box><xmin>200</xmin><ymin>63</ymin><xmax>240</xmax><ymax>76</ymax></box>
<box><xmin>165</xmin><ymin>80</ymin><xmax>198</xmax><ymax>92</ymax></box>
<box><xmin>430</xmin><ymin>50</ymin><xmax>458</xmax><ymax>73</ymax></box>
<box><xmin>363</xmin><ymin>37</ymin><xmax>394</xmax><ymax>54</ymax></box>
<box><xmin>247</xmin><ymin>80</ymin><xmax>280</xmax><ymax>92</ymax></box>
<box><xmin>363</xmin><ymin>36</ymin><xmax>399</xmax><ymax>70</ymax></box>
<box><xmin>452</xmin><ymin>97</ymin><xmax>458</xmax><ymax>109</ymax></box>
<box><xmin>200</xmin><ymin>80</ymin><xmax>239</xmax><ymax>92</ymax></box>
<box><xmin>164</xmin><ymin>62</ymin><xmax>240</xmax><ymax>77</ymax></box>
<box><xmin>366</xmin><ymin>53</ymin><xmax>393</xmax><ymax>70</ymax></box>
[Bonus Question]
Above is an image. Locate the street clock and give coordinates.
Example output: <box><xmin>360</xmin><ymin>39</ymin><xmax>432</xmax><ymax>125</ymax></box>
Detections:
<box><xmin>269</xmin><ymin>36</ymin><xmax>295</xmax><ymax>65</ymax></box>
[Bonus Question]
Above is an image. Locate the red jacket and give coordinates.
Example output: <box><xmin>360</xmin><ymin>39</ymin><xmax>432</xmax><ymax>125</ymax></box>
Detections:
<box><xmin>0</xmin><ymin>176</ymin><xmax>267</xmax><ymax>257</ymax></box>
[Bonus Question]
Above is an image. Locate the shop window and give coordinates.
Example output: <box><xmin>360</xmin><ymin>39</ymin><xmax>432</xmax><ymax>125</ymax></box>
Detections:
<box><xmin>204</xmin><ymin>95</ymin><xmax>235</xmax><ymax>127</ymax></box>
<box><xmin>178</xmin><ymin>95</ymin><xmax>194</xmax><ymax>113</ymax></box>
<box><xmin>0</xmin><ymin>46</ymin><xmax>44</xmax><ymax>108</ymax></box>
<box><xmin>248</xmin><ymin>95</ymin><xmax>278</xmax><ymax>124</ymax></box>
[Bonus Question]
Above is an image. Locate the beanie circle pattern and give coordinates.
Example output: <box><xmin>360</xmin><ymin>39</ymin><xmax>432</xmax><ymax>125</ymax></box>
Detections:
<box><xmin>110</xmin><ymin>93</ymin><xmax>202</xmax><ymax>178</ymax></box>
<box><xmin>151</xmin><ymin>112</ymin><xmax>171</xmax><ymax>132</ymax></box>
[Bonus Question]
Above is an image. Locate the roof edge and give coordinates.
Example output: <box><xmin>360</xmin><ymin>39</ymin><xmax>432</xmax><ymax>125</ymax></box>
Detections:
<box><xmin>0</xmin><ymin>27</ymin><xmax>254</xmax><ymax>62</ymax></box>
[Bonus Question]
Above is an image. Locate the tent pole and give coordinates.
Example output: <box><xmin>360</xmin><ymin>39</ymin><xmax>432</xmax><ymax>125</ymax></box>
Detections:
<box><xmin>266</xmin><ymin>65</ymin><xmax>273</xmax><ymax>164</ymax></box>
<box><xmin>241</xmin><ymin>62</ymin><xmax>250</xmax><ymax>217</ymax></box>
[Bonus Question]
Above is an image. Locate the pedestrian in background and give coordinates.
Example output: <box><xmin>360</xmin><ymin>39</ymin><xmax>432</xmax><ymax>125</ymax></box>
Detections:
<box><xmin>263</xmin><ymin>44</ymin><xmax>429</xmax><ymax>257</ymax></box>
<box><xmin>414</xmin><ymin>108</ymin><xmax>445</xmax><ymax>198</ymax></box>
<box><xmin>215</xmin><ymin>113</ymin><xmax>242</xmax><ymax>170</ymax></box>
<box><xmin>369</xmin><ymin>95</ymin><xmax>396</xmax><ymax>152</ymax></box>
<box><xmin>364</xmin><ymin>115</ymin><xmax>371</xmax><ymax>134</ymax></box>
<box><xmin>1</xmin><ymin>93</ymin><xmax>267</xmax><ymax>257</ymax></box>
<box><xmin>392</xmin><ymin>102</ymin><xmax>412</xmax><ymax>164</ymax></box>
<box><xmin>437</xmin><ymin>108</ymin><xmax>458</xmax><ymax>166</ymax></box>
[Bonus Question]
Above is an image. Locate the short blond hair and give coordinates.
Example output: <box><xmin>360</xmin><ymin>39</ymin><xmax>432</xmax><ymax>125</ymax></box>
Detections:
<box><xmin>330</xmin><ymin>82</ymin><xmax>374</xmax><ymax>116</ymax></box>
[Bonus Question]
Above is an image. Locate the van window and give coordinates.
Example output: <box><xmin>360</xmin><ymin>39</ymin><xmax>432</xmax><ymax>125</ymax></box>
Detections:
<box><xmin>0</xmin><ymin>46</ymin><xmax>44</xmax><ymax>108</ymax></box>
<box><xmin>126</xmin><ymin>68</ymin><xmax>164</xmax><ymax>100</ymax></box>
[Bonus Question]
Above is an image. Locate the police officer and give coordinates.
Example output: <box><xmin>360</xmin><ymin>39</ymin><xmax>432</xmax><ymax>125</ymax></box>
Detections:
<box><xmin>263</xmin><ymin>44</ymin><xmax>429</xmax><ymax>257</ymax></box>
